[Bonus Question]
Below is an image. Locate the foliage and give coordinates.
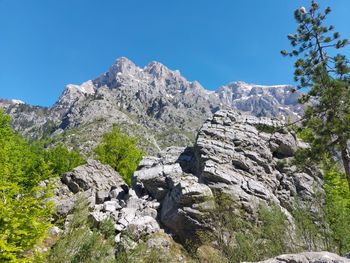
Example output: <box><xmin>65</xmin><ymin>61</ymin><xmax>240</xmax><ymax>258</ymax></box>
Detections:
<box><xmin>47</xmin><ymin>197</ymin><xmax>115</xmax><ymax>263</ymax></box>
<box><xmin>0</xmin><ymin>110</ymin><xmax>85</xmax><ymax>262</ymax></box>
<box><xmin>0</xmin><ymin>110</ymin><xmax>54</xmax><ymax>262</ymax></box>
<box><xmin>282</xmin><ymin>0</ymin><xmax>350</xmax><ymax>190</ymax></box>
<box><xmin>281</xmin><ymin>1</ymin><xmax>349</xmax><ymax>89</ymax></box>
<box><xmin>115</xmin><ymin>231</ymin><xmax>194</xmax><ymax>263</ymax></box>
<box><xmin>292</xmin><ymin>157</ymin><xmax>350</xmax><ymax>255</ymax></box>
<box><xmin>94</xmin><ymin>127</ymin><xmax>143</xmax><ymax>185</ymax></box>
<box><xmin>292</xmin><ymin>197</ymin><xmax>326</xmax><ymax>251</ymax></box>
<box><xmin>196</xmin><ymin>193</ymin><xmax>292</xmax><ymax>263</ymax></box>
<box><xmin>42</xmin><ymin>143</ymin><xmax>85</xmax><ymax>176</ymax></box>
<box><xmin>255</xmin><ymin>124</ymin><xmax>281</xmax><ymax>134</ymax></box>
<box><xmin>322</xmin><ymin>159</ymin><xmax>350</xmax><ymax>254</ymax></box>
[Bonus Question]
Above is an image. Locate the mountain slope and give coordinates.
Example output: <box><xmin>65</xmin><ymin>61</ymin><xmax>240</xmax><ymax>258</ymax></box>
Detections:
<box><xmin>1</xmin><ymin>57</ymin><xmax>303</xmax><ymax>155</ymax></box>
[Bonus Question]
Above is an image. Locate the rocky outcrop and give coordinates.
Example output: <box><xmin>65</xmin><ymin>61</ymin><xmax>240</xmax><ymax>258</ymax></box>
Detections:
<box><xmin>50</xmin><ymin>160</ymin><xmax>161</xmax><ymax>244</ymax></box>
<box><xmin>194</xmin><ymin>110</ymin><xmax>322</xmax><ymax>215</ymax></box>
<box><xmin>131</xmin><ymin>110</ymin><xmax>322</xmax><ymax>241</ymax></box>
<box><xmin>133</xmin><ymin>147</ymin><xmax>215</xmax><ymax>242</ymax></box>
<box><xmin>244</xmin><ymin>251</ymin><xmax>350</xmax><ymax>263</ymax></box>
<box><xmin>49</xmin><ymin>110</ymin><xmax>323</xmax><ymax>249</ymax></box>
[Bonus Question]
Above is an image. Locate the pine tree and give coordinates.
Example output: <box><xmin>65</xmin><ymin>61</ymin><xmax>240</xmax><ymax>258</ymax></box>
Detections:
<box><xmin>282</xmin><ymin>1</ymin><xmax>350</xmax><ymax>190</ymax></box>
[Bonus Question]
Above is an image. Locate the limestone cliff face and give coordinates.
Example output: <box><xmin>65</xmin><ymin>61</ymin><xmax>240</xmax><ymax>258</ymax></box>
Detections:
<box><xmin>1</xmin><ymin>57</ymin><xmax>303</xmax><ymax>156</ymax></box>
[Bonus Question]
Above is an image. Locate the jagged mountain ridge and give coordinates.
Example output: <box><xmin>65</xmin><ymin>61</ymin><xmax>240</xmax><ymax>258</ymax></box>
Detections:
<box><xmin>1</xmin><ymin>57</ymin><xmax>303</xmax><ymax>155</ymax></box>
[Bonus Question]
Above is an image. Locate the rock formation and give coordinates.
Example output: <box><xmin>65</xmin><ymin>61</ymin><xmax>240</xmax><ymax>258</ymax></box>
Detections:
<box><xmin>50</xmin><ymin>110</ymin><xmax>323</xmax><ymax>248</ymax></box>
<box><xmin>49</xmin><ymin>160</ymin><xmax>161</xmax><ymax>244</ymax></box>
<box><xmin>194</xmin><ymin>110</ymin><xmax>322</xmax><ymax>215</ymax></box>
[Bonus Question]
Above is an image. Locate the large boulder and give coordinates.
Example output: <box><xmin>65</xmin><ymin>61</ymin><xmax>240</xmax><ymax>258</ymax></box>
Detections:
<box><xmin>61</xmin><ymin>159</ymin><xmax>127</xmax><ymax>204</ymax></box>
<box><xmin>51</xmin><ymin>160</ymin><xmax>128</xmax><ymax>218</ymax></box>
<box><xmin>133</xmin><ymin>147</ymin><xmax>215</xmax><ymax>241</ymax></box>
<box><xmin>160</xmin><ymin>175</ymin><xmax>215</xmax><ymax>241</ymax></box>
<box><xmin>243</xmin><ymin>251</ymin><xmax>350</xmax><ymax>263</ymax></box>
<box><xmin>132</xmin><ymin>110</ymin><xmax>324</xmax><ymax>241</ymax></box>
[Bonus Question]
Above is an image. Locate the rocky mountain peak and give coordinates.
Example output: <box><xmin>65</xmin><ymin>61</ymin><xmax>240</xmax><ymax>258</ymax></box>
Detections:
<box><xmin>0</xmin><ymin>99</ymin><xmax>25</xmax><ymax>108</ymax></box>
<box><xmin>144</xmin><ymin>61</ymin><xmax>180</xmax><ymax>80</ymax></box>
<box><xmin>3</xmin><ymin>56</ymin><xmax>306</xmax><ymax>155</ymax></box>
<box><xmin>113</xmin><ymin>57</ymin><xmax>139</xmax><ymax>74</ymax></box>
<box><xmin>54</xmin><ymin>80</ymin><xmax>96</xmax><ymax>111</ymax></box>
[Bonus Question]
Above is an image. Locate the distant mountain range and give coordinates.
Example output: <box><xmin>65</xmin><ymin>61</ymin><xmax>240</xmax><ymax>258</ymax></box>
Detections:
<box><xmin>1</xmin><ymin>57</ymin><xmax>303</xmax><ymax>155</ymax></box>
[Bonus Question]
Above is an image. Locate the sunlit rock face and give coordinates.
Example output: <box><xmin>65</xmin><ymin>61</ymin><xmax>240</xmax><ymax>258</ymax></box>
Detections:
<box><xmin>2</xmin><ymin>57</ymin><xmax>303</xmax><ymax>156</ymax></box>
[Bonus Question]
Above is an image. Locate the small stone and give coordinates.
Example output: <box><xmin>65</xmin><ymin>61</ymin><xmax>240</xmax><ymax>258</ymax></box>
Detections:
<box><xmin>148</xmin><ymin>201</ymin><xmax>160</xmax><ymax>210</ymax></box>
<box><xmin>115</xmin><ymin>224</ymin><xmax>124</xmax><ymax>232</ymax></box>
<box><xmin>115</xmin><ymin>233</ymin><xmax>121</xmax><ymax>243</ymax></box>
<box><xmin>48</xmin><ymin>226</ymin><xmax>62</xmax><ymax>236</ymax></box>
<box><xmin>103</xmin><ymin>200</ymin><xmax>120</xmax><ymax>212</ymax></box>
<box><xmin>89</xmin><ymin>211</ymin><xmax>108</xmax><ymax>228</ymax></box>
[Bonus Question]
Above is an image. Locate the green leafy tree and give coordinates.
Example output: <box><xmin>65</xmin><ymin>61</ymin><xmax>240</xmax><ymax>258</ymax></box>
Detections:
<box><xmin>0</xmin><ymin>110</ymin><xmax>85</xmax><ymax>262</ymax></box>
<box><xmin>0</xmin><ymin>110</ymin><xmax>54</xmax><ymax>262</ymax></box>
<box><xmin>282</xmin><ymin>1</ymin><xmax>350</xmax><ymax>190</ymax></box>
<box><xmin>94</xmin><ymin>127</ymin><xmax>143</xmax><ymax>185</ymax></box>
<box><xmin>43</xmin><ymin>143</ymin><xmax>85</xmax><ymax>176</ymax></box>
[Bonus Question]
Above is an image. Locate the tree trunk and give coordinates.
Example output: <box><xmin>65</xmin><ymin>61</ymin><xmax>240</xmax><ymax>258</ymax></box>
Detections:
<box><xmin>340</xmin><ymin>146</ymin><xmax>350</xmax><ymax>192</ymax></box>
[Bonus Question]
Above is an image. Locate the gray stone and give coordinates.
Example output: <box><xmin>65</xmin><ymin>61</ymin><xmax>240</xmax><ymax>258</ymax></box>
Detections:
<box><xmin>103</xmin><ymin>200</ymin><xmax>120</xmax><ymax>212</ymax></box>
<box><xmin>115</xmin><ymin>233</ymin><xmax>121</xmax><ymax>243</ymax></box>
<box><xmin>194</xmin><ymin>110</ymin><xmax>323</xmax><ymax>217</ymax></box>
<box><xmin>244</xmin><ymin>251</ymin><xmax>350</xmax><ymax>263</ymax></box>
<box><xmin>160</xmin><ymin>175</ymin><xmax>215</xmax><ymax>241</ymax></box>
<box><xmin>127</xmin><ymin>216</ymin><xmax>160</xmax><ymax>239</ymax></box>
<box><xmin>48</xmin><ymin>226</ymin><xmax>62</xmax><ymax>236</ymax></box>
<box><xmin>89</xmin><ymin>211</ymin><xmax>108</xmax><ymax>228</ymax></box>
<box><xmin>51</xmin><ymin>160</ymin><xmax>128</xmax><ymax>218</ymax></box>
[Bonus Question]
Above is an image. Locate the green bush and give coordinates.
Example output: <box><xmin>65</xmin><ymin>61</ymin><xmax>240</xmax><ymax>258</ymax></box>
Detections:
<box><xmin>48</xmin><ymin>197</ymin><xmax>115</xmax><ymax>263</ymax></box>
<box><xmin>94</xmin><ymin>127</ymin><xmax>143</xmax><ymax>185</ymax></box>
<box><xmin>0</xmin><ymin>110</ymin><xmax>85</xmax><ymax>262</ymax></box>
<box><xmin>0</xmin><ymin>110</ymin><xmax>55</xmax><ymax>262</ymax></box>
<box><xmin>43</xmin><ymin>143</ymin><xmax>85</xmax><ymax>176</ymax></box>
<box><xmin>292</xmin><ymin>157</ymin><xmax>350</xmax><ymax>255</ymax></box>
<box><xmin>322</xmin><ymin>159</ymin><xmax>350</xmax><ymax>254</ymax></box>
<box><xmin>196</xmin><ymin>193</ymin><xmax>292</xmax><ymax>263</ymax></box>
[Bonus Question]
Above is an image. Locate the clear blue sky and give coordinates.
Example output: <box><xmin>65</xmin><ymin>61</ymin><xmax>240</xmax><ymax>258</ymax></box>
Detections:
<box><xmin>0</xmin><ymin>0</ymin><xmax>349</xmax><ymax>106</ymax></box>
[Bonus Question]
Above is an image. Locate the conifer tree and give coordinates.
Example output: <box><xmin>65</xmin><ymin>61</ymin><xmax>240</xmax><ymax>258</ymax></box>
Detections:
<box><xmin>282</xmin><ymin>1</ymin><xmax>350</xmax><ymax>190</ymax></box>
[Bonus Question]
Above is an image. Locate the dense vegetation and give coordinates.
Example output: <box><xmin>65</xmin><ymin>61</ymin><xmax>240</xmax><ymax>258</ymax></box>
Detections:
<box><xmin>94</xmin><ymin>127</ymin><xmax>143</xmax><ymax>186</ymax></box>
<box><xmin>0</xmin><ymin>110</ymin><xmax>85</xmax><ymax>262</ymax></box>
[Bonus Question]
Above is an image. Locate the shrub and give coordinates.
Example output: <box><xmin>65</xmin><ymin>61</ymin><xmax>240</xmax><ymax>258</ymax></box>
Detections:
<box><xmin>94</xmin><ymin>127</ymin><xmax>143</xmax><ymax>185</ymax></box>
<box><xmin>0</xmin><ymin>110</ymin><xmax>85</xmax><ymax>262</ymax></box>
<box><xmin>322</xmin><ymin>159</ymin><xmax>350</xmax><ymax>255</ymax></box>
<box><xmin>47</xmin><ymin>197</ymin><xmax>115</xmax><ymax>263</ymax></box>
<box><xmin>0</xmin><ymin>110</ymin><xmax>55</xmax><ymax>262</ymax></box>
<box><xmin>43</xmin><ymin>143</ymin><xmax>85</xmax><ymax>176</ymax></box>
<box><xmin>196</xmin><ymin>192</ymin><xmax>292</xmax><ymax>263</ymax></box>
<box><xmin>292</xmin><ymin>157</ymin><xmax>350</xmax><ymax>255</ymax></box>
